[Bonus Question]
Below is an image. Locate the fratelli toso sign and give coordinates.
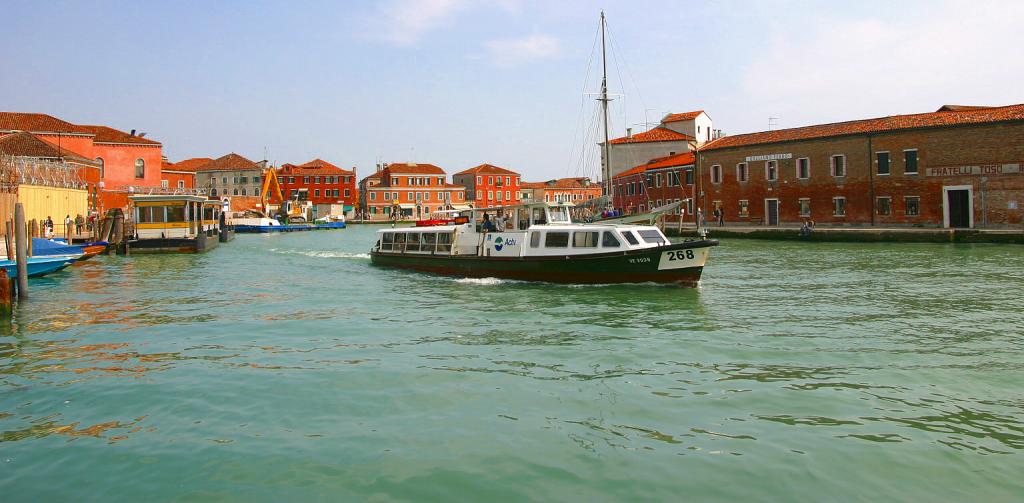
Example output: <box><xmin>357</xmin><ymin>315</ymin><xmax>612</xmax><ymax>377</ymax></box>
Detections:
<box><xmin>927</xmin><ymin>163</ymin><xmax>1022</xmax><ymax>176</ymax></box>
<box><xmin>745</xmin><ymin>153</ymin><xmax>793</xmax><ymax>162</ymax></box>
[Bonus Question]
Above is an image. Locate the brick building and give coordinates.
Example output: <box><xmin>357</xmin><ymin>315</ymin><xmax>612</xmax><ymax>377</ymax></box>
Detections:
<box><xmin>361</xmin><ymin>162</ymin><xmax>467</xmax><ymax>220</ymax></box>
<box><xmin>520</xmin><ymin>177</ymin><xmax>602</xmax><ymax>204</ymax></box>
<box><xmin>600</xmin><ymin>110</ymin><xmax>714</xmax><ymax>180</ymax></box>
<box><xmin>612</xmin><ymin>152</ymin><xmax>696</xmax><ymax>217</ymax></box>
<box><xmin>699</xmin><ymin>104</ymin><xmax>1024</xmax><ymax>228</ymax></box>
<box><xmin>0</xmin><ymin>112</ymin><xmax>164</xmax><ymax>211</ymax></box>
<box><xmin>161</xmin><ymin>157</ymin><xmax>208</xmax><ymax>190</ymax></box>
<box><xmin>277</xmin><ymin>159</ymin><xmax>357</xmax><ymax>208</ymax></box>
<box><xmin>452</xmin><ymin>164</ymin><xmax>521</xmax><ymax>208</ymax></box>
<box><xmin>194</xmin><ymin>153</ymin><xmax>267</xmax><ymax>198</ymax></box>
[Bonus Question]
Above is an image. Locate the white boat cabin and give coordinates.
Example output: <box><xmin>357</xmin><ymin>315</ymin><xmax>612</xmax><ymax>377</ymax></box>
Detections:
<box><xmin>375</xmin><ymin>202</ymin><xmax>673</xmax><ymax>257</ymax></box>
<box><xmin>131</xmin><ymin>195</ymin><xmax>222</xmax><ymax>239</ymax></box>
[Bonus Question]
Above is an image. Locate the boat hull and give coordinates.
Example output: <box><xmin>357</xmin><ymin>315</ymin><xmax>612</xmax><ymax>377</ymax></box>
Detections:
<box><xmin>371</xmin><ymin>239</ymin><xmax>717</xmax><ymax>285</ymax></box>
<box><xmin>0</xmin><ymin>257</ymin><xmax>74</xmax><ymax>278</ymax></box>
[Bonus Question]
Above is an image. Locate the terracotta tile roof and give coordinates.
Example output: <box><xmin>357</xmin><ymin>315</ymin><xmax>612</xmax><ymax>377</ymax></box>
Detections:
<box><xmin>521</xmin><ymin>177</ymin><xmax>596</xmax><ymax>189</ymax></box>
<box><xmin>0</xmin><ymin>132</ymin><xmax>99</xmax><ymax>166</ymax></box>
<box><xmin>164</xmin><ymin>157</ymin><xmax>212</xmax><ymax>172</ymax></box>
<box><xmin>0</xmin><ymin>112</ymin><xmax>90</xmax><ymax>135</ymax></box>
<box><xmin>454</xmin><ymin>163</ymin><xmax>520</xmax><ymax>176</ymax></box>
<box><xmin>383</xmin><ymin>162</ymin><xmax>446</xmax><ymax>175</ymax></box>
<box><xmin>608</xmin><ymin>127</ymin><xmax>694</xmax><ymax>145</ymax></box>
<box><xmin>613</xmin><ymin>152</ymin><xmax>694</xmax><ymax>179</ymax></box>
<box><xmin>280</xmin><ymin>158</ymin><xmax>355</xmax><ymax>176</ymax></box>
<box><xmin>75</xmin><ymin>124</ymin><xmax>161</xmax><ymax>145</ymax></box>
<box><xmin>197</xmin><ymin>153</ymin><xmax>261</xmax><ymax>172</ymax></box>
<box><xmin>662</xmin><ymin>110</ymin><xmax>704</xmax><ymax>123</ymax></box>
<box><xmin>936</xmin><ymin>105</ymin><xmax>993</xmax><ymax>112</ymax></box>
<box><xmin>704</xmin><ymin>104</ymin><xmax>1024</xmax><ymax>151</ymax></box>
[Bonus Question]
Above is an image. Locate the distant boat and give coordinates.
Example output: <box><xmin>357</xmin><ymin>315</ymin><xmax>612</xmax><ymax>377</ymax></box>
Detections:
<box><xmin>0</xmin><ymin>256</ymin><xmax>75</xmax><ymax>278</ymax></box>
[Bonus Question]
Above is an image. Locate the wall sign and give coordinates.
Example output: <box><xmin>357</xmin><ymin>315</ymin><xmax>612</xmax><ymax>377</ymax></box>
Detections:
<box><xmin>745</xmin><ymin>153</ymin><xmax>792</xmax><ymax>162</ymax></box>
<box><xmin>926</xmin><ymin>163</ymin><xmax>1021</xmax><ymax>176</ymax></box>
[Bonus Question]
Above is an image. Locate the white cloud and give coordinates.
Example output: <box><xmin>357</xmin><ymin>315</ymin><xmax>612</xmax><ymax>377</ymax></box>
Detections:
<box><xmin>484</xmin><ymin>33</ymin><xmax>561</xmax><ymax>67</ymax></box>
<box><xmin>370</xmin><ymin>0</ymin><xmax>468</xmax><ymax>46</ymax></box>
<box><xmin>737</xmin><ymin>0</ymin><xmax>1024</xmax><ymax>129</ymax></box>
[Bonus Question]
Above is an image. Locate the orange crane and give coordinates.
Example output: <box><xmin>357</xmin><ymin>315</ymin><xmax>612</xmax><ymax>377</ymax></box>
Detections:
<box><xmin>260</xmin><ymin>167</ymin><xmax>307</xmax><ymax>223</ymax></box>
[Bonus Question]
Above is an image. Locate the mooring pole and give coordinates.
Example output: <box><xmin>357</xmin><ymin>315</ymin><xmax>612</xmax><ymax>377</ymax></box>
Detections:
<box><xmin>4</xmin><ymin>220</ymin><xmax>12</xmax><ymax>260</ymax></box>
<box><xmin>14</xmin><ymin>204</ymin><xmax>28</xmax><ymax>299</ymax></box>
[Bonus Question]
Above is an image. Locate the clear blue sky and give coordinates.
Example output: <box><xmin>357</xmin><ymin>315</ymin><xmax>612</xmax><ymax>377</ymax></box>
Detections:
<box><xmin>3</xmin><ymin>0</ymin><xmax>1021</xmax><ymax>181</ymax></box>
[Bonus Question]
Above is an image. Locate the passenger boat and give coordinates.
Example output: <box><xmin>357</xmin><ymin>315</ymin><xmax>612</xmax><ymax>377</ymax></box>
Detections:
<box><xmin>0</xmin><ymin>256</ymin><xmax>75</xmax><ymax>278</ymax></box>
<box><xmin>127</xmin><ymin>195</ymin><xmax>226</xmax><ymax>253</ymax></box>
<box><xmin>370</xmin><ymin>202</ymin><xmax>717</xmax><ymax>285</ymax></box>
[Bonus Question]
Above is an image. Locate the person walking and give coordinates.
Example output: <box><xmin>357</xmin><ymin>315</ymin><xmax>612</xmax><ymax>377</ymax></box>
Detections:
<box><xmin>64</xmin><ymin>215</ymin><xmax>73</xmax><ymax>238</ymax></box>
<box><xmin>717</xmin><ymin>207</ymin><xmax>725</xmax><ymax>227</ymax></box>
<box><xmin>75</xmin><ymin>214</ymin><xmax>85</xmax><ymax>235</ymax></box>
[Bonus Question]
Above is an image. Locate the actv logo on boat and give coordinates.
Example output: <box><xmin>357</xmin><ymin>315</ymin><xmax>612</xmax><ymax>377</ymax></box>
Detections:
<box><xmin>493</xmin><ymin>236</ymin><xmax>516</xmax><ymax>251</ymax></box>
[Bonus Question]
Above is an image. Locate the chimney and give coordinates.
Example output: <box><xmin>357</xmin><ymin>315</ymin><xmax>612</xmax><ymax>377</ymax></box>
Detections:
<box><xmin>626</xmin><ymin>127</ymin><xmax>633</xmax><ymax>138</ymax></box>
<box><xmin>130</xmin><ymin>129</ymin><xmax>136</xmax><ymax>136</ymax></box>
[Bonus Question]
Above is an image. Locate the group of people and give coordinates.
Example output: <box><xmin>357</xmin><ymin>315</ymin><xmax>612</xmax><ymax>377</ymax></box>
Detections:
<box><xmin>480</xmin><ymin>212</ymin><xmax>509</xmax><ymax>232</ymax></box>
<box><xmin>40</xmin><ymin>214</ymin><xmax>89</xmax><ymax>239</ymax></box>
<box><xmin>799</xmin><ymin>220</ymin><xmax>816</xmax><ymax>237</ymax></box>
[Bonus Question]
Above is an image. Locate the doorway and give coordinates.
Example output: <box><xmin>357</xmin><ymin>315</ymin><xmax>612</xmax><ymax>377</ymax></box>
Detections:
<box><xmin>765</xmin><ymin>199</ymin><xmax>779</xmax><ymax>226</ymax></box>
<box><xmin>943</xmin><ymin>185</ymin><xmax>973</xmax><ymax>228</ymax></box>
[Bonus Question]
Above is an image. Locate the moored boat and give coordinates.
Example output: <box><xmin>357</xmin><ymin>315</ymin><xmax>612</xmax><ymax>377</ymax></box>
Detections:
<box><xmin>370</xmin><ymin>202</ymin><xmax>717</xmax><ymax>285</ymax></box>
<box><xmin>0</xmin><ymin>256</ymin><xmax>75</xmax><ymax>278</ymax></box>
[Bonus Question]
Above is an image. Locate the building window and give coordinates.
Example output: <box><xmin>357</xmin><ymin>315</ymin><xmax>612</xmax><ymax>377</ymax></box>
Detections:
<box><xmin>95</xmin><ymin>158</ymin><xmax>104</xmax><ymax>179</ymax></box>
<box><xmin>233</xmin><ymin>188</ymin><xmax>238</xmax><ymax>196</ymax></box>
<box><xmin>241</xmin><ymin>188</ymin><xmax>247</xmax><ymax>196</ymax></box>
<box><xmin>765</xmin><ymin>160</ymin><xmax>778</xmax><ymax>181</ymax></box>
<box><xmin>134</xmin><ymin>158</ymin><xmax>145</xmax><ymax>178</ymax></box>
<box><xmin>739</xmin><ymin>199</ymin><xmax>749</xmax><ymax>217</ymax></box>
<box><xmin>684</xmin><ymin>168</ymin><xmax>694</xmax><ymax>185</ymax></box>
<box><xmin>344</xmin><ymin>188</ymin><xmax>350</xmax><ymax>197</ymax></box>
<box><xmin>424</xmin><ymin>192</ymin><xmax>430</xmax><ymax>201</ymax></box>
<box><xmin>877</xmin><ymin>152</ymin><xmax>890</xmax><ymax>175</ymax></box>
<box><xmin>488</xmin><ymin>190</ymin><xmax>493</xmax><ymax>200</ymax></box>
<box><xmin>799</xmin><ymin>198</ymin><xmax>811</xmax><ymax>217</ymax></box>
<box><xmin>496</xmin><ymin>191</ymin><xmax>503</xmax><ymax>201</ymax></box>
<box><xmin>303</xmin><ymin>176</ymin><xmax>310</xmax><ymax>183</ymax></box>
<box><xmin>904</xmin><ymin>150</ymin><xmax>918</xmax><ymax>175</ymax></box>
<box><xmin>177</xmin><ymin>180</ymin><xmax>185</xmax><ymax>189</ymax></box>
<box><xmin>289</xmin><ymin>177</ymin><xmax>295</xmax><ymax>183</ymax></box>
<box><xmin>315</xmin><ymin>176</ymin><xmax>321</xmax><ymax>184</ymax></box>
<box><xmin>710</xmin><ymin>165</ymin><xmax>722</xmax><ymax>184</ymax></box>
<box><xmin>736</xmin><ymin>163</ymin><xmax>748</xmax><ymax>182</ymax></box>
<box><xmin>877</xmin><ymin>196</ymin><xmax>891</xmax><ymax>216</ymax></box>
<box><xmin>314</xmin><ymin>189</ymin><xmax>320</xmax><ymax>198</ymax></box>
<box><xmin>476</xmin><ymin>175</ymin><xmax>482</xmax><ymax>184</ymax></box>
<box><xmin>210</xmin><ymin>188</ymin><xmax>217</xmax><ymax>196</ymax></box>
<box><xmin>476</xmin><ymin>190</ymin><xmax>482</xmax><ymax>200</ymax></box>
<box><xmin>222</xmin><ymin>177</ymin><xmax>227</xmax><ymax>184</ymax></box>
<box><xmin>254</xmin><ymin>188</ymin><xmax>260</xmax><ymax>197</ymax></box>
<box><xmin>905</xmin><ymin>196</ymin><xmax>920</xmax><ymax>216</ymax></box>
<box><xmin>831</xmin><ymin>155</ymin><xmax>846</xmax><ymax>177</ymax></box>
<box><xmin>655</xmin><ymin>173</ymin><xmax>663</xmax><ymax>187</ymax></box>
<box><xmin>488</xmin><ymin>176</ymin><xmax>494</xmax><ymax>185</ymax></box>
<box><xmin>796</xmin><ymin>158</ymin><xmax>810</xmax><ymax>179</ymax></box>
<box><xmin>505</xmin><ymin>191</ymin><xmax>510</xmax><ymax>201</ymax></box>
<box><xmin>161</xmin><ymin>179</ymin><xmax>169</xmax><ymax>188</ymax></box>
<box><xmin>833</xmin><ymin>197</ymin><xmax>846</xmax><ymax>216</ymax></box>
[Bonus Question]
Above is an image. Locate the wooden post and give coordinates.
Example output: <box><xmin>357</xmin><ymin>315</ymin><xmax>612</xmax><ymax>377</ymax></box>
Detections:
<box><xmin>14</xmin><ymin>204</ymin><xmax>28</xmax><ymax>299</ymax></box>
<box><xmin>4</xmin><ymin>220</ymin><xmax>12</xmax><ymax>260</ymax></box>
<box><xmin>26</xmin><ymin>221</ymin><xmax>33</xmax><ymax>257</ymax></box>
<box><xmin>0</xmin><ymin>269</ymin><xmax>10</xmax><ymax>316</ymax></box>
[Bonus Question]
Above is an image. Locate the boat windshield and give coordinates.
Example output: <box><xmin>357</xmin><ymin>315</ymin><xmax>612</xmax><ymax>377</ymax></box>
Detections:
<box><xmin>548</xmin><ymin>206</ymin><xmax>571</xmax><ymax>224</ymax></box>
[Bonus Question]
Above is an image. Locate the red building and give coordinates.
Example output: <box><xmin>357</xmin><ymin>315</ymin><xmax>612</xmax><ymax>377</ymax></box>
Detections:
<box><xmin>699</xmin><ymin>104</ymin><xmax>1024</xmax><ymax>228</ymax></box>
<box><xmin>612</xmin><ymin>152</ymin><xmax>696</xmax><ymax>217</ymax></box>
<box><xmin>452</xmin><ymin>164</ymin><xmax>521</xmax><ymax>208</ymax></box>
<box><xmin>277</xmin><ymin>159</ymin><xmax>357</xmax><ymax>207</ymax></box>
<box><xmin>0</xmin><ymin>112</ymin><xmax>164</xmax><ymax>211</ymax></box>
<box><xmin>519</xmin><ymin>177</ymin><xmax>602</xmax><ymax>204</ymax></box>
<box><xmin>362</xmin><ymin>162</ymin><xmax>467</xmax><ymax>220</ymax></box>
<box><xmin>161</xmin><ymin>157</ymin><xmax>209</xmax><ymax>190</ymax></box>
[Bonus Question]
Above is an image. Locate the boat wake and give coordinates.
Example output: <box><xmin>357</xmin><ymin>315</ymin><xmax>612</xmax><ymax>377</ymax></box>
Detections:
<box><xmin>270</xmin><ymin>249</ymin><xmax>370</xmax><ymax>259</ymax></box>
<box><xmin>452</xmin><ymin>277</ymin><xmax>512</xmax><ymax>286</ymax></box>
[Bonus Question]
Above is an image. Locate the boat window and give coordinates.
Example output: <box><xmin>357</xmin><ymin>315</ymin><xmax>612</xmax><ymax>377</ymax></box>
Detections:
<box><xmin>572</xmin><ymin>231</ymin><xmax>598</xmax><ymax>247</ymax></box>
<box><xmin>436</xmin><ymin>232</ymin><xmax>452</xmax><ymax>253</ymax></box>
<box><xmin>167</xmin><ymin>205</ymin><xmax>186</xmax><ymax>222</ymax></box>
<box><xmin>602</xmin><ymin>231</ymin><xmax>621</xmax><ymax>248</ymax></box>
<box><xmin>638</xmin><ymin>229</ymin><xmax>666</xmax><ymax>244</ymax></box>
<box><xmin>622</xmin><ymin>231</ymin><xmax>639</xmax><ymax>245</ymax></box>
<box><xmin>518</xmin><ymin>208</ymin><xmax>530</xmax><ymax>230</ymax></box>
<box><xmin>549</xmin><ymin>206</ymin><xmax>570</xmax><ymax>223</ymax></box>
<box><xmin>545</xmin><ymin>232</ymin><xmax>569</xmax><ymax>248</ymax></box>
<box><xmin>381</xmin><ymin>233</ymin><xmax>394</xmax><ymax>251</ymax></box>
<box><xmin>530</xmin><ymin>231</ymin><xmax>541</xmax><ymax>248</ymax></box>
<box><xmin>532</xmin><ymin>208</ymin><xmax>547</xmax><ymax>225</ymax></box>
<box><xmin>407</xmin><ymin>232</ymin><xmax>421</xmax><ymax>252</ymax></box>
<box><xmin>137</xmin><ymin>206</ymin><xmax>167</xmax><ymax>223</ymax></box>
<box><xmin>393</xmin><ymin>232</ymin><xmax>407</xmax><ymax>252</ymax></box>
<box><xmin>422</xmin><ymin>232</ymin><xmax>437</xmax><ymax>252</ymax></box>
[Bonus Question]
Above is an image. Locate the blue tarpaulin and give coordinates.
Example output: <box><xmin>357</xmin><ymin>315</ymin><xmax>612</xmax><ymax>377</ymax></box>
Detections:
<box><xmin>31</xmin><ymin>238</ymin><xmax>84</xmax><ymax>256</ymax></box>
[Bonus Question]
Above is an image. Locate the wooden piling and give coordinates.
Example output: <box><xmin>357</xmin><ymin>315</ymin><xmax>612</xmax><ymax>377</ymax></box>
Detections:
<box><xmin>14</xmin><ymin>204</ymin><xmax>28</xmax><ymax>299</ymax></box>
<box><xmin>0</xmin><ymin>269</ymin><xmax>11</xmax><ymax>316</ymax></box>
<box><xmin>4</xmin><ymin>220</ymin><xmax>12</xmax><ymax>260</ymax></box>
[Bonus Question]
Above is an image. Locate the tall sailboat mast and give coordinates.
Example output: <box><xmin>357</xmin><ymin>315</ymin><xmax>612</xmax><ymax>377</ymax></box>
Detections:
<box><xmin>599</xmin><ymin>11</ymin><xmax>612</xmax><ymax>199</ymax></box>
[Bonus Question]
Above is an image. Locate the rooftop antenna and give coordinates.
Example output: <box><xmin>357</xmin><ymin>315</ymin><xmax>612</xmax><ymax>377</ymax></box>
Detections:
<box><xmin>768</xmin><ymin>117</ymin><xmax>779</xmax><ymax>131</ymax></box>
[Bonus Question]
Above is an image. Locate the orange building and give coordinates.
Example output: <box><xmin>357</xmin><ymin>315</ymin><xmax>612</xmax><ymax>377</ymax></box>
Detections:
<box><xmin>361</xmin><ymin>162</ymin><xmax>467</xmax><ymax>220</ymax></box>
<box><xmin>0</xmin><ymin>112</ymin><xmax>164</xmax><ymax>211</ymax></box>
<box><xmin>452</xmin><ymin>164</ymin><xmax>521</xmax><ymax>208</ymax></box>
<box><xmin>161</xmin><ymin>157</ymin><xmax>208</xmax><ymax>190</ymax></box>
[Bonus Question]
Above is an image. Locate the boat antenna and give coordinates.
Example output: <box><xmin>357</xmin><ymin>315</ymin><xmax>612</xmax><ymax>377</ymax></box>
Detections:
<box><xmin>599</xmin><ymin>11</ymin><xmax>612</xmax><ymax>204</ymax></box>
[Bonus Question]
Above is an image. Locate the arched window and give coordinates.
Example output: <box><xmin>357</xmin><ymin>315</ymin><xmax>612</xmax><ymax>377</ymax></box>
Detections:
<box><xmin>211</xmin><ymin>188</ymin><xmax>218</xmax><ymax>196</ymax></box>
<box><xmin>241</xmin><ymin>188</ymin><xmax>247</xmax><ymax>196</ymax></box>
<box><xmin>134</xmin><ymin>158</ymin><xmax>145</xmax><ymax>178</ymax></box>
<box><xmin>95</xmin><ymin>157</ymin><xmax>104</xmax><ymax>179</ymax></box>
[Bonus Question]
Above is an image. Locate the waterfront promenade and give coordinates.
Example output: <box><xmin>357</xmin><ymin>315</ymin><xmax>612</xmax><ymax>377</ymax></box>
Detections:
<box><xmin>667</xmin><ymin>223</ymin><xmax>1024</xmax><ymax>243</ymax></box>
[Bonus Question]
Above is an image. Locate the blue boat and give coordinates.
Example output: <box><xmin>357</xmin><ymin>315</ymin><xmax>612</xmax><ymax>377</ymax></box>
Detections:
<box><xmin>313</xmin><ymin>222</ymin><xmax>346</xmax><ymax>230</ymax></box>
<box><xmin>0</xmin><ymin>256</ymin><xmax>75</xmax><ymax>278</ymax></box>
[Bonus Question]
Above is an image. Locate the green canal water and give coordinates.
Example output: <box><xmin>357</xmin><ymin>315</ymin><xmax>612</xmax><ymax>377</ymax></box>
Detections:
<box><xmin>1</xmin><ymin>226</ymin><xmax>1022</xmax><ymax>501</ymax></box>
